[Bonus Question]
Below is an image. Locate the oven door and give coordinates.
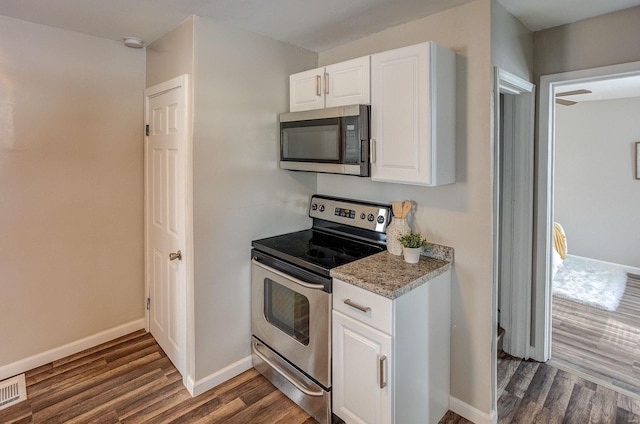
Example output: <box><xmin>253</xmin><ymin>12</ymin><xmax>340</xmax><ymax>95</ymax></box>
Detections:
<box><xmin>251</xmin><ymin>257</ymin><xmax>331</xmax><ymax>389</ymax></box>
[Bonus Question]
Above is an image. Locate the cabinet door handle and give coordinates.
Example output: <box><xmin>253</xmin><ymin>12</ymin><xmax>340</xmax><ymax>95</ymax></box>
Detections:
<box><xmin>370</xmin><ymin>139</ymin><xmax>376</xmax><ymax>164</ymax></box>
<box><xmin>316</xmin><ymin>75</ymin><xmax>321</xmax><ymax>97</ymax></box>
<box><xmin>324</xmin><ymin>72</ymin><xmax>329</xmax><ymax>94</ymax></box>
<box><xmin>344</xmin><ymin>298</ymin><xmax>371</xmax><ymax>313</ymax></box>
<box><xmin>379</xmin><ymin>355</ymin><xmax>387</xmax><ymax>389</ymax></box>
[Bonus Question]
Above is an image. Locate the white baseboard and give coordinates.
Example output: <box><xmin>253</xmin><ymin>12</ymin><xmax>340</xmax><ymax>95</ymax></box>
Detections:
<box><xmin>187</xmin><ymin>355</ymin><xmax>252</xmax><ymax>397</ymax></box>
<box><xmin>449</xmin><ymin>396</ymin><xmax>496</xmax><ymax>424</ymax></box>
<box><xmin>0</xmin><ymin>318</ymin><xmax>145</xmax><ymax>381</ymax></box>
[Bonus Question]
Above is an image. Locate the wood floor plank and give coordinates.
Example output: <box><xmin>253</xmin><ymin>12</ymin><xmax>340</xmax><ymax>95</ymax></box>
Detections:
<box><xmin>509</xmin><ymin>398</ymin><xmax>544</xmax><ymax>424</ymax></box>
<box><xmin>218</xmin><ymin>389</ymin><xmax>293</xmax><ymax>424</ymax></box>
<box><xmin>497</xmin><ymin>391</ymin><xmax>521</xmax><ymax>424</ymax></box>
<box><xmin>523</xmin><ymin>362</ymin><xmax>558</xmax><ymax>405</ymax></box>
<box><xmin>543</xmin><ymin>369</ymin><xmax>578</xmax><ymax>415</ymax></box>
<box><xmin>504</xmin><ymin>360</ymin><xmax>539</xmax><ymax>398</ymax></box>
<box><xmin>191</xmin><ymin>398</ymin><xmax>247</xmax><ymax>424</ymax></box>
<box><xmin>116</xmin><ymin>377</ymin><xmax>186</xmax><ymax>419</ymax></box>
<box><xmin>563</xmin><ymin>384</ymin><xmax>595</xmax><ymax>424</ymax></box>
<box><xmin>590</xmin><ymin>385</ymin><xmax>618</xmax><ymax>424</ymax></box>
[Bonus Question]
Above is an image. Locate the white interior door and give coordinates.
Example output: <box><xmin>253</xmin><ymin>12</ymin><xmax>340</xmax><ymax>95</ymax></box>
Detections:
<box><xmin>144</xmin><ymin>75</ymin><xmax>189</xmax><ymax>378</ymax></box>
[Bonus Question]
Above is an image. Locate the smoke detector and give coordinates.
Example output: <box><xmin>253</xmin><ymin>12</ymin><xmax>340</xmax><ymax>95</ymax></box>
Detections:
<box><xmin>123</xmin><ymin>37</ymin><xmax>144</xmax><ymax>48</ymax></box>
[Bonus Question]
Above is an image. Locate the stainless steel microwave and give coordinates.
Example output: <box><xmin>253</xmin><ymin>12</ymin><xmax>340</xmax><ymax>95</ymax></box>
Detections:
<box><xmin>279</xmin><ymin>104</ymin><xmax>370</xmax><ymax>177</ymax></box>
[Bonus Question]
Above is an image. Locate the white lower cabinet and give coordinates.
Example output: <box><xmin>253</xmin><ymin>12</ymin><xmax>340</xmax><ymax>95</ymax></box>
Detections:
<box><xmin>333</xmin><ymin>311</ymin><xmax>392</xmax><ymax>424</ymax></box>
<box><xmin>332</xmin><ymin>272</ymin><xmax>451</xmax><ymax>424</ymax></box>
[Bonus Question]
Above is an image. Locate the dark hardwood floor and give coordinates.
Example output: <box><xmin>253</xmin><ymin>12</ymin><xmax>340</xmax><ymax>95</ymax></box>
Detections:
<box><xmin>1</xmin><ymin>331</ymin><xmax>315</xmax><ymax>424</ymax></box>
<box><xmin>494</xmin><ymin>353</ymin><xmax>640</xmax><ymax>424</ymax></box>
<box><xmin>3</xmin><ymin>330</ymin><xmax>640</xmax><ymax>423</ymax></box>
<box><xmin>550</xmin><ymin>273</ymin><xmax>640</xmax><ymax>398</ymax></box>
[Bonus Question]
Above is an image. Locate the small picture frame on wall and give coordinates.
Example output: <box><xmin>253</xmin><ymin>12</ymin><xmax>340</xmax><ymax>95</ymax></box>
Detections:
<box><xmin>637</xmin><ymin>142</ymin><xmax>640</xmax><ymax>180</ymax></box>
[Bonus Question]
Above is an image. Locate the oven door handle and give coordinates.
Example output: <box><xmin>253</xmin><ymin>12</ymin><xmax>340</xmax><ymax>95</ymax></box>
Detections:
<box><xmin>252</xmin><ymin>340</ymin><xmax>325</xmax><ymax>397</ymax></box>
<box><xmin>251</xmin><ymin>258</ymin><xmax>326</xmax><ymax>290</ymax></box>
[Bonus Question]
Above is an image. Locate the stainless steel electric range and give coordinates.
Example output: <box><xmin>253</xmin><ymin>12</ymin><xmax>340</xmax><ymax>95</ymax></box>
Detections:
<box><xmin>250</xmin><ymin>195</ymin><xmax>392</xmax><ymax>424</ymax></box>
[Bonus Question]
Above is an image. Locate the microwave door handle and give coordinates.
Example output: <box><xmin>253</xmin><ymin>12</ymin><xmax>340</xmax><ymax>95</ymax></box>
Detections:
<box><xmin>370</xmin><ymin>139</ymin><xmax>376</xmax><ymax>163</ymax></box>
<box><xmin>251</xmin><ymin>258</ymin><xmax>325</xmax><ymax>290</ymax></box>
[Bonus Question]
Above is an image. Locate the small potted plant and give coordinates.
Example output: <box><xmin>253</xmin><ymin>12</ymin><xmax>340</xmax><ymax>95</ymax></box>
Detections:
<box><xmin>398</xmin><ymin>232</ymin><xmax>429</xmax><ymax>263</ymax></box>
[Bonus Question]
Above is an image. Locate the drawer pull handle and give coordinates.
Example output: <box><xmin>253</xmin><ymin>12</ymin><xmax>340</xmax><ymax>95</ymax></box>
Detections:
<box><xmin>344</xmin><ymin>299</ymin><xmax>371</xmax><ymax>313</ymax></box>
<box><xmin>379</xmin><ymin>355</ymin><xmax>387</xmax><ymax>389</ymax></box>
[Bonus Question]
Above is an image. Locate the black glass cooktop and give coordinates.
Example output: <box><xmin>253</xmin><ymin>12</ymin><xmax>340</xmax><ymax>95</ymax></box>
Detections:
<box><xmin>252</xmin><ymin>229</ymin><xmax>384</xmax><ymax>276</ymax></box>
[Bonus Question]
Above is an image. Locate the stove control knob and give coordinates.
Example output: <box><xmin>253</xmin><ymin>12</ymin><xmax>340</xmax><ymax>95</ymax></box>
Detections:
<box><xmin>360</xmin><ymin>213</ymin><xmax>366</xmax><ymax>220</ymax></box>
<box><xmin>367</xmin><ymin>213</ymin><xmax>375</xmax><ymax>222</ymax></box>
<box><xmin>319</xmin><ymin>205</ymin><xmax>325</xmax><ymax>212</ymax></box>
<box><xmin>377</xmin><ymin>215</ymin><xmax>385</xmax><ymax>224</ymax></box>
<box><xmin>311</xmin><ymin>203</ymin><xmax>318</xmax><ymax>211</ymax></box>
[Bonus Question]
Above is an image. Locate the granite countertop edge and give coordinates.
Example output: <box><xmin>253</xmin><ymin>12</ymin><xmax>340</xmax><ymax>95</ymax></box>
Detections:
<box><xmin>330</xmin><ymin>243</ymin><xmax>454</xmax><ymax>300</ymax></box>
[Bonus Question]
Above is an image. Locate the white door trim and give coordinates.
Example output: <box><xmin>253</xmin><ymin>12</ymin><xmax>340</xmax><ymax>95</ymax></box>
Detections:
<box><xmin>143</xmin><ymin>74</ymin><xmax>194</xmax><ymax>393</ymax></box>
<box><xmin>492</xmin><ymin>67</ymin><xmax>535</xmax><ymax>419</ymax></box>
<box><xmin>533</xmin><ymin>60</ymin><xmax>640</xmax><ymax>362</ymax></box>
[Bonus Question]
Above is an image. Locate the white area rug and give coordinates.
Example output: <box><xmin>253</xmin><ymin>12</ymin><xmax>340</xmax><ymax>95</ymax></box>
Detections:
<box><xmin>552</xmin><ymin>255</ymin><xmax>628</xmax><ymax>311</ymax></box>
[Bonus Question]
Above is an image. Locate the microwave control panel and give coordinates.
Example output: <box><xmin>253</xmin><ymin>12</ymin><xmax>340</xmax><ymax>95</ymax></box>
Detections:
<box><xmin>309</xmin><ymin>195</ymin><xmax>390</xmax><ymax>233</ymax></box>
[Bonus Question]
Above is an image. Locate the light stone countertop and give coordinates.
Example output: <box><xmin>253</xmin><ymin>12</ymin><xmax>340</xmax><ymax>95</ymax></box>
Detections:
<box><xmin>330</xmin><ymin>244</ymin><xmax>454</xmax><ymax>300</ymax></box>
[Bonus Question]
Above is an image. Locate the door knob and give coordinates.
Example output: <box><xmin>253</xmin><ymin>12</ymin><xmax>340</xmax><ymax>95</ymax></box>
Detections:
<box><xmin>169</xmin><ymin>251</ymin><xmax>182</xmax><ymax>261</ymax></box>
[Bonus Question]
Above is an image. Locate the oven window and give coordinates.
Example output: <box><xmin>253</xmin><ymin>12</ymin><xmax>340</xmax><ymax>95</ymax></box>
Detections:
<box><xmin>264</xmin><ymin>278</ymin><xmax>310</xmax><ymax>345</ymax></box>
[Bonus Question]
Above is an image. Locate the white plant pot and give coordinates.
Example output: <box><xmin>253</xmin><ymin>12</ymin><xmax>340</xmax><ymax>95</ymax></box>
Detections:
<box><xmin>403</xmin><ymin>247</ymin><xmax>422</xmax><ymax>264</ymax></box>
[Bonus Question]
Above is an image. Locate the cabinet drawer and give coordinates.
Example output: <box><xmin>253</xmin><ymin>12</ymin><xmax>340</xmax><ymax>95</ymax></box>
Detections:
<box><xmin>333</xmin><ymin>278</ymin><xmax>393</xmax><ymax>334</ymax></box>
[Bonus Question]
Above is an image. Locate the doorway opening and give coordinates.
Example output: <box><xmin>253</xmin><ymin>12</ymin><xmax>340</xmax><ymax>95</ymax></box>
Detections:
<box><xmin>492</xmin><ymin>67</ymin><xmax>535</xmax><ymax>416</ymax></box>
<box><xmin>534</xmin><ymin>61</ymin><xmax>640</xmax><ymax>398</ymax></box>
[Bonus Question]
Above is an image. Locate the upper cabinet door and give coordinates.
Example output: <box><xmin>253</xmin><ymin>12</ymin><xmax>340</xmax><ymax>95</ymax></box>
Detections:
<box><xmin>289</xmin><ymin>56</ymin><xmax>371</xmax><ymax>112</ymax></box>
<box><xmin>325</xmin><ymin>56</ymin><xmax>371</xmax><ymax>108</ymax></box>
<box><xmin>370</xmin><ymin>42</ymin><xmax>456</xmax><ymax>186</ymax></box>
<box><xmin>290</xmin><ymin>67</ymin><xmax>324</xmax><ymax>112</ymax></box>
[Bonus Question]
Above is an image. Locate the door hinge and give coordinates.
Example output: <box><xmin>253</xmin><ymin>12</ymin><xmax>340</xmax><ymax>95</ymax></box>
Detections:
<box><xmin>146</xmin><ymin>297</ymin><xmax>150</xmax><ymax>310</ymax></box>
<box><xmin>145</xmin><ymin>124</ymin><xmax>149</xmax><ymax>136</ymax></box>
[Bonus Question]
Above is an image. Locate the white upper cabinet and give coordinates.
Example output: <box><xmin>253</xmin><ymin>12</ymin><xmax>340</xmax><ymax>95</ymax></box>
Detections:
<box><xmin>289</xmin><ymin>56</ymin><xmax>370</xmax><ymax>112</ymax></box>
<box><xmin>370</xmin><ymin>42</ymin><xmax>456</xmax><ymax>186</ymax></box>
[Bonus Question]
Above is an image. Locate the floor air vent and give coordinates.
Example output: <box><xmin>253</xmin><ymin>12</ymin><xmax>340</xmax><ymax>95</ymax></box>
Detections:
<box><xmin>0</xmin><ymin>374</ymin><xmax>27</xmax><ymax>411</ymax></box>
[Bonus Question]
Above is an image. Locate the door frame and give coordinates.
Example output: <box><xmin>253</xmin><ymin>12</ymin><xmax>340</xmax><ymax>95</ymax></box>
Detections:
<box><xmin>143</xmin><ymin>74</ymin><xmax>195</xmax><ymax>393</ymax></box>
<box><xmin>491</xmin><ymin>67</ymin><xmax>535</xmax><ymax>416</ymax></box>
<box><xmin>533</xmin><ymin>60</ymin><xmax>640</xmax><ymax>361</ymax></box>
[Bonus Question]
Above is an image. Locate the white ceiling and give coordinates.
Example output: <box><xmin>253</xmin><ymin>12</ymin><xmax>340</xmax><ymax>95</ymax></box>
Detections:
<box><xmin>557</xmin><ymin>75</ymin><xmax>640</xmax><ymax>103</ymax></box>
<box><xmin>0</xmin><ymin>0</ymin><xmax>639</xmax><ymax>52</ymax></box>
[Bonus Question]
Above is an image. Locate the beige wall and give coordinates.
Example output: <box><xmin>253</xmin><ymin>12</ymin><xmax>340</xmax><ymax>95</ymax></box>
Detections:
<box><xmin>146</xmin><ymin>16</ymin><xmax>318</xmax><ymax>383</ymax></box>
<box><xmin>318</xmin><ymin>0</ymin><xmax>494</xmax><ymax>415</ymax></box>
<box><xmin>491</xmin><ymin>0</ymin><xmax>533</xmax><ymax>81</ymax></box>
<box><xmin>146</xmin><ymin>16</ymin><xmax>195</xmax><ymax>88</ymax></box>
<box><xmin>191</xmin><ymin>16</ymin><xmax>317</xmax><ymax>381</ymax></box>
<box><xmin>555</xmin><ymin>97</ymin><xmax>640</xmax><ymax>268</ymax></box>
<box><xmin>0</xmin><ymin>16</ymin><xmax>145</xmax><ymax>367</ymax></box>
<box><xmin>533</xmin><ymin>6</ymin><xmax>640</xmax><ymax>79</ymax></box>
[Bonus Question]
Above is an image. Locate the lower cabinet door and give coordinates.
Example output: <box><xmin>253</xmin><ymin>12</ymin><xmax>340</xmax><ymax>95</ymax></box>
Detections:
<box><xmin>333</xmin><ymin>310</ymin><xmax>392</xmax><ymax>424</ymax></box>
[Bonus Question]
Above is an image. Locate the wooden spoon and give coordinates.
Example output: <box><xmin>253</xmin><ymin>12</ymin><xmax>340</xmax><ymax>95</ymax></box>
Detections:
<box><xmin>392</xmin><ymin>201</ymin><xmax>402</xmax><ymax>218</ymax></box>
<box><xmin>401</xmin><ymin>201</ymin><xmax>411</xmax><ymax>218</ymax></box>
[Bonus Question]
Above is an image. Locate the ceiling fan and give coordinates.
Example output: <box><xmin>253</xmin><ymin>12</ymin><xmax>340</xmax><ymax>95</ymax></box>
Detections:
<box><xmin>555</xmin><ymin>89</ymin><xmax>592</xmax><ymax>106</ymax></box>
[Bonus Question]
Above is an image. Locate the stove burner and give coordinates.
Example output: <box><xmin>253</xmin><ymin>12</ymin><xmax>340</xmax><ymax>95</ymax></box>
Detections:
<box><xmin>305</xmin><ymin>248</ymin><xmax>337</xmax><ymax>266</ymax></box>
